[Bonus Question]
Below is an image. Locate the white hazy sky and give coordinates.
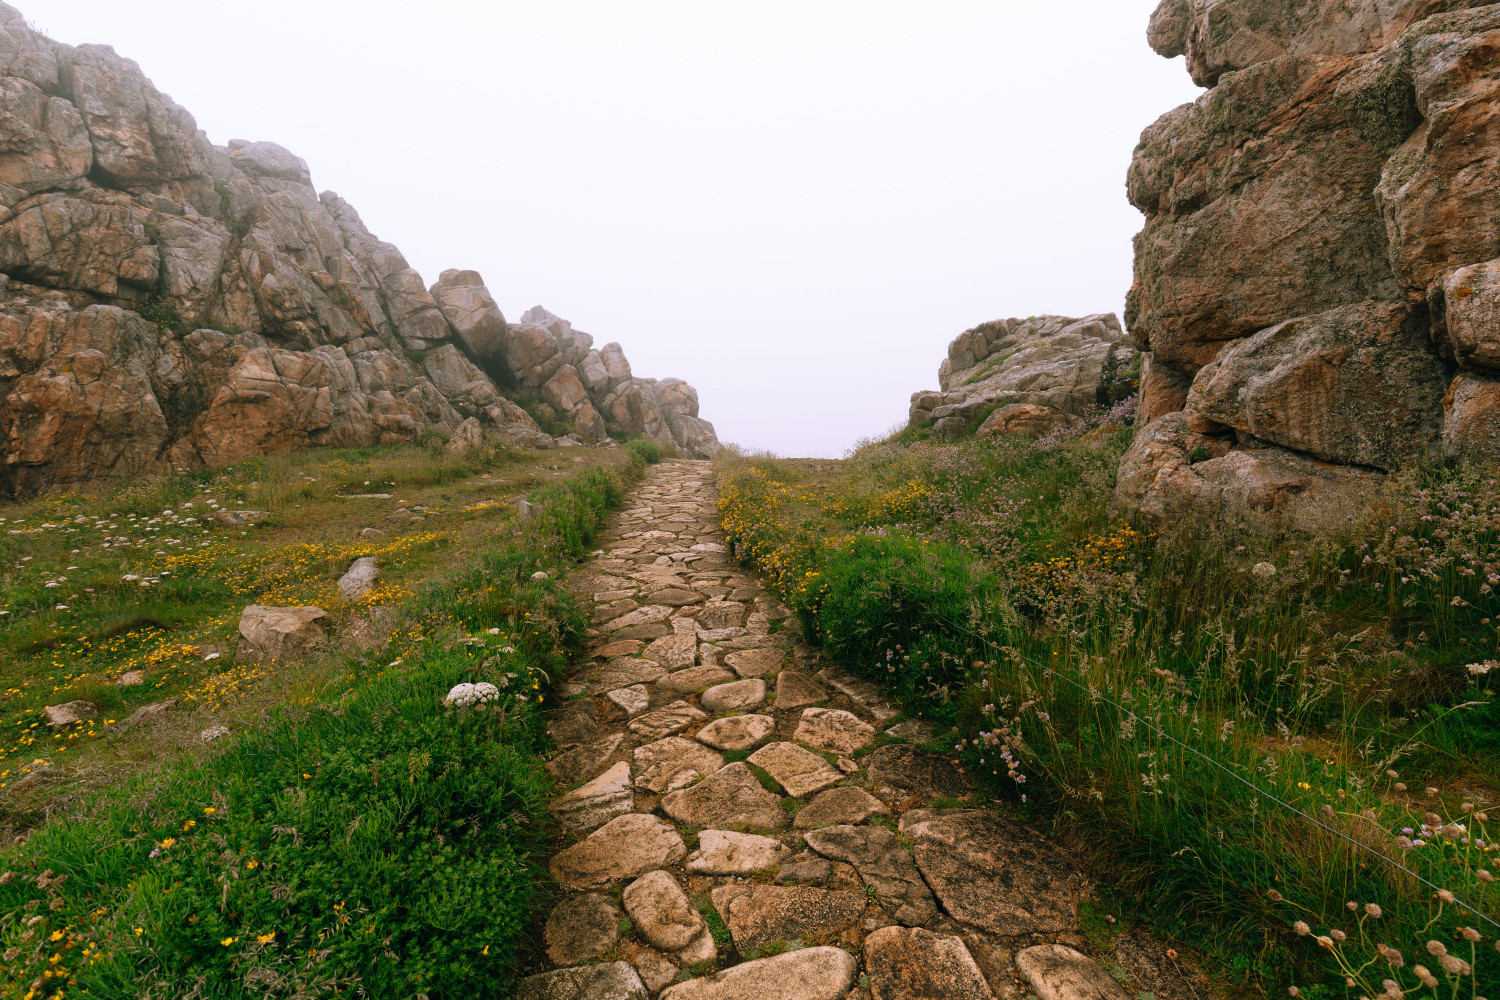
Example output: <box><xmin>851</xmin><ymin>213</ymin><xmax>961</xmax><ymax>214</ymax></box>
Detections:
<box><xmin>36</xmin><ymin>1</ymin><xmax>1200</xmax><ymax>457</ymax></box>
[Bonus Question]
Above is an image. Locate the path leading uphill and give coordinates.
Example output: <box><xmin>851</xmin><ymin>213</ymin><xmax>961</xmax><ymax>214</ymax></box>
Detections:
<box><xmin>521</xmin><ymin>460</ymin><xmax>1208</xmax><ymax>1000</ymax></box>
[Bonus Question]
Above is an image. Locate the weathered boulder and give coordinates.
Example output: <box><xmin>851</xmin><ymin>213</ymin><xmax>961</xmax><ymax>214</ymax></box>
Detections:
<box><xmin>709</xmin><ymin>884</ymin><xmax>866</xmax><ymax>953</ymax></box>
<box><xmin>1114</xmin><ymin>412</ymin><xmax>1382</xmax><ymax>533</ymax></box>
<box><xmin>236</xmin><ymin>605</ymin><xmax>327</xmax><ymax>664</ymax></box>
<box><xmin>975</xmin><ymin>403</ymin><xmax>1078</xmax><ymax>440</ymax></box>
<box><xmin>429</xmin><ymin>269</ymin><xmax>507</xmax><ymax>362</ymax></box>
<box><xmin>1016</xmin><ymin>944</ymin><xmax>1134</xmax><ymax>1000</ymax></box>
<box><xmin>516</xmin><ymin>963</ymin><xmax>648</xmax><ymax>1000</ymax></box>
<box><xmin>909</xmin><ymin>314</ymin><xmax>1138</xmax><ymax>437</ymax></box>
<box><xmin>544</xmin><ymin>893</ymin><xmax>623</xmax><ymax>967</ymax></box>
<box><xmin>1184</xmin><ymin>301</ymin><xmax>1446</xmax><ymax>470</ymax></box>
<box><xmin>549</xmin><ymin>813</ymin><xmax>687</xmax><ymax>889</ymax></box>
<box><xmin>337</xmin><ymin>556</ymin><xmax>379</xmax><ymax>600</ymax></box>
<box><xmin>1443</xmin><ymin>372</ymin><xmax>1500</xmax><ymax>465</ymax></box>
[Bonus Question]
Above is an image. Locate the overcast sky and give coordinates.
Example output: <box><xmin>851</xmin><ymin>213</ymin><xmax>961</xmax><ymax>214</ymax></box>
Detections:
<box><xmin>36</xmin><ymin>1</ymin><xmax>1200</xmax><ymax>456</ymax></box>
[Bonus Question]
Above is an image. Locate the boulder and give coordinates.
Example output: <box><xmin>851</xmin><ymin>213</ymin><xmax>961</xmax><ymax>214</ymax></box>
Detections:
<box><xmin>1114</xmin><ymin>412</ymin><xmax>1383</xmax><ymax>532</ymax></box>
<box><xmin>1443</xmin><ymin>372</ymin><xmax>1500</xmax><ymax>465</ymax></box>
<box><xmin>430</xmin><ymin>269</ymin><xmax>508</xmax><ymax>362</ymax></box>
<box><xmin>337</xmin><ymin>557</ymin><xmax>379</xmax><ymax>600</ymax></box>
<box><xmin>444</xmin><ymin>416</ymin><xmax>483</xmax><ymax>456</ymax></box>
<box><xmin>546</xmin><ymin>734</ymin><xmax>625</xmax><ymax>787</ymax></box>
<box><xmin>656</xmin><ymin>664</ymin><xmax>735</xmax><ymax>695</ymax></box>
<box><xmin>1184</xmin><ymin>301</ymin><xmax>1446</xmax><ymax>470</ymax></box>
<box><xmin>976</xmin><ymin>403</ymin><xmax>1078</xmax><ymax>439</ymax></box>
<box><xmin>66</xmin><ymin>43</ymin><xmax>206</xmax><ymax>185</ymax></box>
<box><xmin>43</xmin><ymin>700</ymin><xmax>97</xmax><ymax>727</ymax></box>
<box><xmin>695</xmin><ymin>713</ymin><xmax>776</xmax><ymax>751</ymax></box>
<box><xmin>773</xmin><ymin>670</ymin><xmax>827</xmax><ymax>709</ymax></box>
<box><xmin>910</xmin><ymin>314</ymin><xmax>1137</xmax><ymax>434</ymax></box>
<box><xmin>236</xmin><ymin>605</ymin><xmax>327</xmax><ymax>664</ymax></box>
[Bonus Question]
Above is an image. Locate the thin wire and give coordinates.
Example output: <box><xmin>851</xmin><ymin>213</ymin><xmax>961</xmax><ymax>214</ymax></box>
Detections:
<box><xmin>933</xmin><ymin>613</ymin><xmax>1500</xmax><ymax>931</ymax></box>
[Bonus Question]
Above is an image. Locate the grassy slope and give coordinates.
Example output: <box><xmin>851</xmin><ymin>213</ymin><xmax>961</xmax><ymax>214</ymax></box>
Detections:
<box><xmin>717</xmin><ymin>418</ymin><xmax>1499</xmax><ymax>999</ymax></box>
<box><xmin>0</xmin><ymin>443</ymin><xmax>644</xmax><ymax>998</ymax></box>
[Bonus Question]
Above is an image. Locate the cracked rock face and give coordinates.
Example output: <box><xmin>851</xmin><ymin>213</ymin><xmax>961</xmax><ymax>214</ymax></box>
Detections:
<box><xmin>0</xmin><ymin>2</ymin><xmax>717</xmax><ymax>495</ymax></box>
<box><xmin>1114</xmin><ymin>0</ymin><xmax>1500</xmax><ymax>525</ymax></box>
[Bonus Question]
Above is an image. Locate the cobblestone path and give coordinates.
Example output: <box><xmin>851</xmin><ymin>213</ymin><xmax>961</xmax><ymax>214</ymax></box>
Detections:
<box><xmin>520</xmin><ymin>460</ymin><xmax>1208</xmax><ymax>1000</ymax></box>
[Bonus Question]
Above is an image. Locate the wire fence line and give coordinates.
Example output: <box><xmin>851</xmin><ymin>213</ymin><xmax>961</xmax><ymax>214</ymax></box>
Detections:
<box><xmin>930</xmin><ymin>612</ymin><xmax>1500</xmax><ymax>931</ymax></box>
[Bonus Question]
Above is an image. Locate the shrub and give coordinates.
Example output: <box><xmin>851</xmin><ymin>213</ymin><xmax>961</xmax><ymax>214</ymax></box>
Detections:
<box><xmin>626</xmin><ymin>438</ymin><xmax>662</xmax><ymax>464</ymax></box>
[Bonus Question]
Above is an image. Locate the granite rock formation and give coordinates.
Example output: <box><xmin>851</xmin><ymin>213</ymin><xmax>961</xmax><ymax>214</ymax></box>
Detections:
<box><xmin>0</xmin><ymin>4</ymin><xmax>716</xmax><ymax>496</ymax></box>
<box><xmin>908</xmin><ymin>314</ymin><xmax>1139</xmax><ymax>441</ymax></box>
<box><xmin>1120</xmin><ymin>0</ymin><xmax>1500</xmax><ymax>525</ymax></box>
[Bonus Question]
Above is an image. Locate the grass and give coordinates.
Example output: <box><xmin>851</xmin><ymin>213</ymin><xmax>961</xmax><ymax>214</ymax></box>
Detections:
<box><xmin>716</xmin><ymin>406</ymin><xmax>1499</xmax><ymax>999</ymax></box>
<box><xmin>0</xmin><ymin>440</ymin><xmax>646</xmax><ymax>996</ymax></box>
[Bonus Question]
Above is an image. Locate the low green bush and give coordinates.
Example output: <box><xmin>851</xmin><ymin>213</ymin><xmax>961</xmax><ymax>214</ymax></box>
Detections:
<box><xmin>625</xmin><ymin>439</ymin><xmax>662</xmax><ymax>465</ymax></box>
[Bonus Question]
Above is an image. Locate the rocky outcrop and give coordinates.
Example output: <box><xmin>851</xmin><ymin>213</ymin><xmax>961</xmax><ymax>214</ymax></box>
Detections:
<box><xmin>0</xmin><ymin>4</ymin><xmax>716</xmax><ymax>495</ymax></box>
<box><xmin>908</xmin><ymin>314</ymin><xmax>1139</xmax><ymax>440</ymax></box>
<box><xmin>1122</xmin><ymin>0</ymin><xmax>1500</xmax><ymax>526</ymax></box>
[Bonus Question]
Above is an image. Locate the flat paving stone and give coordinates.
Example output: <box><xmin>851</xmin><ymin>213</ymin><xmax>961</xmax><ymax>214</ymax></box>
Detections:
<box><xmin>726</xmin><ymin>644</ymin><xmax>786</xmax><ymax>677</ymax></box>
<box><xmin>645</xmin><ymin>633</ymin><xmax>698</xmax><ymax>669</ymax></box>
<box><xmin>544</xmin><ymin>892</ymin><xmax>623</xmax><ymax>966</ymax></box>
<box><xmin>709</xmin><ymin>883</ymin><xmax>867</xmax><ymax>953</ymax></box>
<box><xmin>794</xmin><ymin>786</ymin><xmax>888</xmax><ymax>829</ymax></box>
<box><xmin>588</xmin><ymin>658</ymin><xmax>667</xmax><ymax>695</ymax></box>
<box><xmin>634</xmin><ymin>736</ymin><xmax>725</xmax><ymax>793</ymax></box>
<box><xmin>660</xmin><ymin>761</ymin><xmax>785</xmax><ymax>830</ymax></box>
<box><xmin>622</xmin><ymin>869</ymin><xmax>705</xmax><ymax>952</ymax></box>
<box><xmin>773</xmin><ymin>669</ymin><xmax>827</xmax><ymax>709</ymax></box>
<box><xmin>656</xmin><ymin>664</ymin><xmax>735</xmax><ymax>696</ymax></box>
<box><xmin>548</xmin><ymin>760</ymin><xmax>634</xmax><ymax>832</ymax></box>
<box><xmin>607</xmin><ymin>684</ymin><xmax>650</xmax><ymax>717</ymax></box>
<box><xmin>659</xmin><ymin>946</ymin><xmax>858</xmax><ymax>1000</ymax></box>
<box><xmin>866</xmin><ymin>744</ymin><xmax>967</xmax><ymax>799</ymax></box>
<box><xmin>747</xmin><ymin>742</ymin><xmax>844</xmax><ymax>798</ymax></box>
<box><xmin>546</xmin><ymin>733</ymin><xmax>625</xmax><ymax>786</ymax></box>
<box><xmin>550</xmin><ymin>814</ymin><xmax>687</xmax><ymax>889</ymax></box>
<box><xmin>609</xmin><ymin>605</ymin><xmax>675</xmax><ymax>632</ymax></box>
<box><xmin>698</xmin><ymin>601</ymin><xmax>748</xmax><ymax>630</ymax></box>
<box><xmin>793</xmin><ymin>707</ymin><xmax>876</xmax><ymax>755</ymax></box>
<box><xmin>1016</xmin><ymin>944</ymin><xmax>1135</xmax><ymax>1000</ymax></box>
<box><xmin>864</xmin><ymin>926</ymin><xmax>996</xmax><ymax>1000</ymax></box>
<box><xmin>695</xmin><ymin>713</ymin><xmax>775</xmax><ymax>751</ymax></box>
<box><xmin>629</xmin><ymin>700</ymin><xmax>708</xmax><ymax>740</ymax></box>
<box><xmin>803</xmin><ymin>824</ymin><xmax>937</xmax><ymax>926</ymax></box>
<box><xmin>899</xmin><ymin>809</ymin><xmax>1083</xmax><ymax>936</ymax></box>
<box><xmin>592</xmin><ymin>639</ymin><xmax>645</xmax><ymax>659</ymax></box>
<box><xmin>686</xmin><ymin>829</ymin><xmax>793</xmax><ymax>874</ymax></box>
<box><xmin>701</xmin><ymin>678</ymin><xmax>766</xmax><ymax>714</ymax></box>
<box><xmin>517</xmin><ymin>962</ymin><xmax>648</xmax><ymax>1000</ymax></box>
<box><xmin>647</xmin><ymin>588</ymin><xmax>705</xmax><ymax>606</ymax></box>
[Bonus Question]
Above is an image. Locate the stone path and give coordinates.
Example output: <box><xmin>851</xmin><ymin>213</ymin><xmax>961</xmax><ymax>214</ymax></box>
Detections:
<box><xmin>523</xmin><ymin>459</ymin><xmax>1210</xmax><ymax>1000</ymax></box>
